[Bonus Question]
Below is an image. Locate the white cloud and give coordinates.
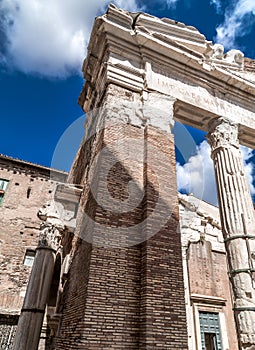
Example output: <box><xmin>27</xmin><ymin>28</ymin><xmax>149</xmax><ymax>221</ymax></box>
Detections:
<box><xmin>210</xmin><ymin>0</ymin><xmax>221</xmax><ymax>14</ymax></box>
<box><xmin>166</xmin><ymin>0</ymin><xmax>179</xmax><ymax>8</ymax></box>
<box><xmin>240</xmin><ymin>145</ymin><xmax>255</xmax><ymax>195</ymax></box>
<box><xmin>112</xmin><ymin>0</ymin><xmax>139</xmax><ymax>10</ymax></box>
<box><xmin>215</xmin><ymin>0</ymin><xmax>255</xmax><ymax>49</ymax></box>
<box><xmin>177</xmin><ymin>140</ymin><xmax>255</xmax><ymax>206</ymax></box>
<box><xmin>177</xmin><ymin>140</ymin><xmax>217</xmax><ymax>205</ymax></box>
<box><xmin>0</xmin><ymin>0</ymin><xmax>139</xmax><ymax>78</ymax></box>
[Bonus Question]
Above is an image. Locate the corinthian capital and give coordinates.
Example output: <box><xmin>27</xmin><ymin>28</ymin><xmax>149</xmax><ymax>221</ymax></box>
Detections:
<box><xmin>38</xmin><ymin>222</ymin><xmax>64</xmax><ymax>251</ymax></box>
<box><xmin>207</xmin><ymin>117</ymin><xmax>239</xmax><ymax>153</ymax></box>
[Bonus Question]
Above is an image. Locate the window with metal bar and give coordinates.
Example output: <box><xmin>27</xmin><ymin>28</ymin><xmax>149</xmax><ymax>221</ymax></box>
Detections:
<box><xmin>0</xmin><ymin>179</ymin><xmax>9</xmax><ymax>205</ymax></box>
<box><xmin>23</xmin><ymin>249</ymin><xmax>36</xmax><ymax>267</ymax></box>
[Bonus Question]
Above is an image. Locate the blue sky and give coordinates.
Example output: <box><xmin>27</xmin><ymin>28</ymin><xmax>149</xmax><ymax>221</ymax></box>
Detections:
<box><xmin>0</xmin><ymin>0</ymin><xmax>255</xmax><ymax>205</ymax></box>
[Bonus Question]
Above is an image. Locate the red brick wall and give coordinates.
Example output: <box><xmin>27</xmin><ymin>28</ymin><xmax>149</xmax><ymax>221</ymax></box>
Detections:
<box><xmin>188</xmin><ymin>240</ymin><xmax>239</xmax><ymax>349</ymax></box>
<box><xmin>139</xmin><ymin>126</ymin><xmax>187</xmax><ymax>349</ymax></box>
<box><xmin>0</xmin><ymin>157</ymin><xmax>67</xmax><ymax>349</ymax></box>
<box><xmin>0</xmin><ymin>160</ymin><xmax>63</xmax><ymax>314</ymax></box>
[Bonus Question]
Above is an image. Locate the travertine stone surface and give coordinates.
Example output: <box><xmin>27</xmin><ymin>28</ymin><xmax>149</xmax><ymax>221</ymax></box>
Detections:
<box><xmin>207</xmin><ymin>118</ymin><xmax>255</xmax><ymax>349</ymax></box>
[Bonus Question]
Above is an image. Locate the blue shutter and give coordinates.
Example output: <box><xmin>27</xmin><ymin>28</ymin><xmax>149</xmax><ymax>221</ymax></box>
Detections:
<box><xmin>199</xmin><ymin>312</ymin><xmax>222</xmax><ymax>350</ymax></box>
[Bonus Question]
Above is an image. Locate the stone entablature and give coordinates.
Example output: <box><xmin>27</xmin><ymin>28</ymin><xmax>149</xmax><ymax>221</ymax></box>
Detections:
<box><xmin>79</xmin><ymin>4</ymin><xmax>255</xmax><ymax>149</ymax></box>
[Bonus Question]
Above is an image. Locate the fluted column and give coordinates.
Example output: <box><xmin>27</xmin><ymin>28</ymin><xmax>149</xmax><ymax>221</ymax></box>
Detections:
<box><xmin>207</xmin><ymin>117</ymin><xmax>255</xmax><ymax>350</ymax></box>
<box><xmin>13</xmin><ymin>222</ymin><xmax>64</xmax><ymax>350</ymax></box>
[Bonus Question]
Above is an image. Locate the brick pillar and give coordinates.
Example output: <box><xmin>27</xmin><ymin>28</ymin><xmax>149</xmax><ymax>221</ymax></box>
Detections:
<box><xmin>139</xmin><ymin>125</ymin><xmax>188</xmax><ymax>349</ymax></box>
<box><xmin>55</xmin><ymin>85</ymin><xmax>188</xmax><ymax>349</ymax></box>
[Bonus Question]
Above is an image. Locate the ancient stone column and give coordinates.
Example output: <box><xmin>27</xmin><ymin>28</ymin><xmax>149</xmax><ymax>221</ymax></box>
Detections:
<box><xmin>207</xmin><ymin>117</ymin><xmax>255</xmax><ymax>350</ymax></box>
<box><xmin>13</xmin><ymin>222</ymin><xmax>63</xmax><ymax>350</ymax></box>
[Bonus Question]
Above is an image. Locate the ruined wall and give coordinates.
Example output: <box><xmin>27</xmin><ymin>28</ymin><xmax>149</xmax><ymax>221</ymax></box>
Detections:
<box><xmin>0</xmin><ymin>156</ymin><xmax>67</xmax><ymax>348</ymax></box>
<box><xmin>179</xmin><ymin>194</ymin><xmax>239</xmax><ymax>350</ymax></box>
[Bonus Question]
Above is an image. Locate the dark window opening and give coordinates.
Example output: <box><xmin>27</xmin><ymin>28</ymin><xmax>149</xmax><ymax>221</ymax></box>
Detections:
<box><xmin>27</xmin><ymin>187</ymin><xmax>32</xmax><ymax>198</ymax></box>
<box><xmin>205</xmin><ymin>333</ymin><xmax>217</xmax><ymax>350</ymax></box>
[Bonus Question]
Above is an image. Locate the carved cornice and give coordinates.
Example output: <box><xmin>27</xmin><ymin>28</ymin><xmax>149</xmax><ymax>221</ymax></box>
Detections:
<box><xmin>79</xmin><ymin>4</ymin><xmax>255</xmax><ymax>149</ymax></box>
<box><xmin>81</xmin><ymin>4</ymin><xmax>254</xmax><ymax>96</ymax></box>
<box><xmin>207</xmin><ymin>117</ymin><xmax>239</xmax><ymax>154</ymax></box>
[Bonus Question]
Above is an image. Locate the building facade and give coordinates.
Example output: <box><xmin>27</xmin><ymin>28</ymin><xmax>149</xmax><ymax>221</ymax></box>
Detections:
<box><xmin>2</xmin><ymin>4</ymin><xmax>255</xmax><ymax>350</ymax></box>
<box><xmin>0</xmin><ymin>155</ymin><xmax>67</xmax><ymax>349</ymax></box>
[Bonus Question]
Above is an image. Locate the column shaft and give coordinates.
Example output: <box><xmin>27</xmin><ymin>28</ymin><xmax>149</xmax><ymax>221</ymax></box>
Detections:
<box><xmin>207</xmin><ymin>117</ymin><xmax>255</xmax><ymax>349</ymax></box>
<box><xmin>13</xmin><ymin>223</ymin><xmax>62</xmax><ymax>350</ymax></box>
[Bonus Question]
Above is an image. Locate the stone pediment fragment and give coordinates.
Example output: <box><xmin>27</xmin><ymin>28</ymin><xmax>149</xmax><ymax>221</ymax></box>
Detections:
<box><xmin>104</xmin><ymin>4</ymin><xmax>247</xmax><ymax>73</ymax></box>
<box><xmin>106</xmin><ymin>3</ymin><xmax>133</xmax><ymax>29</ymax></box>
<box><xmin>134</xmin><ymin>13</ymin><xmax>209</xmax><ymax>55</ymax></box>
<box><xmin>204</xmin><ymin>43</ymin><xmax>244</xmax><ymax>70</ymax></box>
